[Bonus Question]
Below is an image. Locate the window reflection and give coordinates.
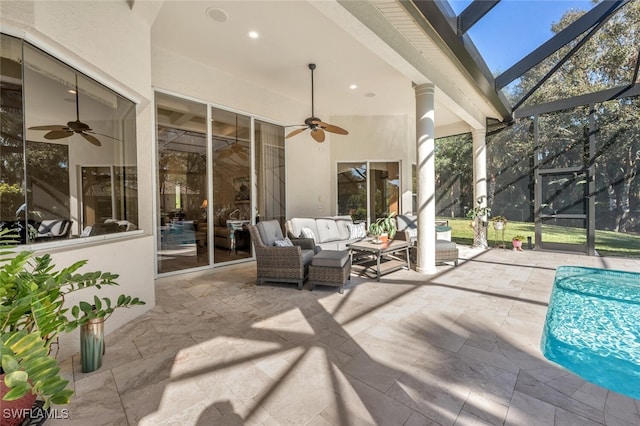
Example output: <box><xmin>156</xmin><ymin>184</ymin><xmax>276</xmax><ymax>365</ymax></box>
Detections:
<box><xmin>155</xmin><ymin>93</ymin><xmax>209</xmax><ymax>273</ymax></box>
<box><xmin>255</xmin><ymin>120</ymin><xmax>285</xmax><ymax>225</ymax></box>
<box><xmin>337</xmin><ymin>161</ymin><xmax>401</xmax><ymax>224</ymax></box>
<box><xmin>0</xmin><ymin>34</ymin><xmax>137</xmax><ymax>244</ymax></box>
<box><xmin>212</xmin><ymin>108</ymin><xmax>252</xmax><ymax>264</ymax></box>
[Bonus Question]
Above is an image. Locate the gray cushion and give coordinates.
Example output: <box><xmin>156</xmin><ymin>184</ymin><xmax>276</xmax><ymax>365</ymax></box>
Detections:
<box><xmin>333</xmin><ymin>216</ymin><xmax>353</xmax><ymax>240</ymax></box>
<box><xmin>435</xmin><ymin>239</ymin><xmax>457</xmax><ymax>250</ymax></box>
<box><xmin>312</xmin><ymin>250</ymin><xmax>349</xmax><ymax>268</ymax></box>
<box><xmin>301</xmin><ymin>249</ymin><xmax>315</xmax><ymax>265</ymax></box>
<box><xmin>316</xmin><ymin>218</ymin><xmax>342</xmax><ymax>243</ymax></box>
<box><xmin>257</xmin><ymin>220</ymin><xmax>284</xmax><ymax>247</ymax></box>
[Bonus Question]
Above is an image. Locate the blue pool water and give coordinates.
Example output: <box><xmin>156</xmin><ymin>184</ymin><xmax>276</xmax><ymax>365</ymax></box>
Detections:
<box><xmin>541</xmin><ymin>266</ymin><xmax>640</xmax><ymax>399</ymax></box>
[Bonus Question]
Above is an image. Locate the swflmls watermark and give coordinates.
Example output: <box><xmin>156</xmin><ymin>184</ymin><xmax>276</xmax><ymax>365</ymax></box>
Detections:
<box><xmin>3</xmin><ymin>408</ymin><xmax>70</xmax><ymax>420</ymax></box>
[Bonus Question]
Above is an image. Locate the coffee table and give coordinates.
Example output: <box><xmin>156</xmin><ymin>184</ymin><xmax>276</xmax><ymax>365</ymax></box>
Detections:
<box><xmin>347</xmin><ymin>239</ymin><xmax>410</xmax><ymax>281</ymax></box>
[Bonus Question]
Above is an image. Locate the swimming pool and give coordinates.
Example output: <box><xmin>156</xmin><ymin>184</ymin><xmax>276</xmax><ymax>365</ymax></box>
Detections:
<box><xmin>541</xmin><ymin>265</ymin><xmax>640</xmax><ymax>399</ymax></box>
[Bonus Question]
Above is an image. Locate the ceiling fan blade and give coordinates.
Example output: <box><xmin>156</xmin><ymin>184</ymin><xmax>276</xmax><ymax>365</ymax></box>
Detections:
<box><xmin>313</xmin><ymin>120</ymin><xmax>349</xmax><ymax>135</ymax></box>
<box><xmin>286</xmin><ymin>127</ymin><xmax>307</xmax><ymax>139</ymax></box>
<box><xmin>81</xmin><ymin>132</ymin><xmax>102</xmax><ymax>147</ymax></box>
<box><xmin>311</xmin><ymin>128</ymin><xmax>325</xmax><ymax>143</ymax></box>
<box><xmin>44</xmin><ymin>130</ymin><xmax>74</xmax><ymax>140</ymax></box>
<box><xmin>29</xmin><ymin>125</ymin><xmax>67</xmax><ymax>131</ymax></box>
<box><xmin>86</xmin><ymin>130</ymin><xmax>121</xmax><ymax>142</ymax></box>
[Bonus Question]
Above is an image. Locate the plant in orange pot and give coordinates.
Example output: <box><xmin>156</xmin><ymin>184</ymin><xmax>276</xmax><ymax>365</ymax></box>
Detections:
<box><xmin>368</xmin><ymin>213</ymin><xmax>397</xmax><ymax>243</ymax></box>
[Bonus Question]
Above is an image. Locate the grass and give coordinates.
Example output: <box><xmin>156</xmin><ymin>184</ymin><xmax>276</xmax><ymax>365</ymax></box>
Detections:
<box><xmin>441</xmin><ymin>217</ymin><xmax>640</xmax><ymax>258</ymax></box>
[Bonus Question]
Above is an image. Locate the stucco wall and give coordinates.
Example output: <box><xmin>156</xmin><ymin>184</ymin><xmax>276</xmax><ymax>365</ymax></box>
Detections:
<box><xmin>1</xmin><ymin>0</ymin><xmax>157</xmax><ymax>360</ymax></box>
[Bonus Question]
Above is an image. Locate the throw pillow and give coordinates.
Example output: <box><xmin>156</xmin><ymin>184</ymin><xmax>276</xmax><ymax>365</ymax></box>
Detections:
<box><xmin>274</xmin><ymin>238</ymin><xmax>294</xmax><ymax>247</ymax></box>
<box><xmin>300</xmin><ymin>227</ymin><xmax>317</xmax><ymax>242</ymax></box>
<box><xmin>347</xmin><ymin>223</ymin><xmax>367</xmax><ymax>240</ymax></box>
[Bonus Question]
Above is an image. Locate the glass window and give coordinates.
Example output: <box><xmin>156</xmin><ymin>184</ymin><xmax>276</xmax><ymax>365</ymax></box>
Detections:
<box><xmin>155</xmin><ymin>93</ymin><xmax>208</xmax><ymax>273</ymax></box>
<box><xmin>337</xmin><ymin>162</ymin><xmax>367</xmax><ymax>222</ymax></box>
<box><xmin>0</xmin><ymin>34</ymin><xmax>137</xmax><ymax>244</ymax></box>
<box><xmin>255</xmin><ymin>120</ymin><xmax>285</xmax><ymax>225</ymax></box>
<box><xmin>1</xmin><ymin>35</ymin><xmax>26</xmax><ymax>241</ymax></box>
<box><xmin>337</xmin><ymin>161</ymin><xmax>400</xmax><ymax>224</ymax></box>
<box><xmin>370</xmin><ymin>162</ymin><xmax>400</xmax><ymax>220</ymax></box>
<box><xmin>212</xmin><ymin>108</ymin><xmax>252</xmax><ymax>264</ymax></box>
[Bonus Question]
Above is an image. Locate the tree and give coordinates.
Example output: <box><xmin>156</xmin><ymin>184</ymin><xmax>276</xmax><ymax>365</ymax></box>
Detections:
<box><xmin>499</xmin><ymin>1</ymin><xmax>640</xmax><ymax>233</ymax></box>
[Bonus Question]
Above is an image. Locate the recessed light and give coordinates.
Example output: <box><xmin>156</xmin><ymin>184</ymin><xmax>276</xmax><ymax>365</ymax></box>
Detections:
<box><xmin>349</xmin><ymin>84</ymin><xmax>358</xmax><ymax>90</ymax></box>
<box><xmin>248</xmin><ymin>31</ymin><xmax>260</xmax><ymax>39</ymax></box>
<box><xmin>365</xmin><ymin>92</ymin><xmax>376</xmax><ymax>97</ymax></box>
<box><xmin>206</xmin><ymin>8</ymin><xmax>228</xmax><ymax>23</ymax></box>
<box><xmin>68</xmin><ymin>89</ymin><xmax>76</xmax><ymax>94</ymax></box>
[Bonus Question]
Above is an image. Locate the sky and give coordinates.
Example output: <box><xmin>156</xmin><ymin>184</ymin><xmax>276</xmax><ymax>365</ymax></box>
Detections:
<box><xmin>448</xmin><ymin>0</ymin><xmax>596</xmax><ymax>74</ymax></box>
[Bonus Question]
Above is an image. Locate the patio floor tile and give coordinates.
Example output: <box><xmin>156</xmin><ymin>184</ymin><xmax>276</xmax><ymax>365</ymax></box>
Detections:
<box><xmin>47</xmin><ymin>247</ymin><xmax>640</xmax><ymax>425</ymax></box>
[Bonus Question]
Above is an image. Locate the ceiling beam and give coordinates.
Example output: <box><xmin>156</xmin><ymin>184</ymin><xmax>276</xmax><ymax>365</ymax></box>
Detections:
<box><xmin>512</xmin><ymin>12</ymin><xmax>613</xmax><ymax>112</ymax></box>
<box><xmin>457</xmin><ymin>0</ymin><xmax>500</xmax><ymax>36</ymax></box>
<box><xmin>496</xmin><ymin>0</ymin><xmax>630</xmax><ymax>90</ymax></box>
<box><xmin>514</xmin><ymin>82</ymin><xmax>640</xmax><ymax>118</ymax></box>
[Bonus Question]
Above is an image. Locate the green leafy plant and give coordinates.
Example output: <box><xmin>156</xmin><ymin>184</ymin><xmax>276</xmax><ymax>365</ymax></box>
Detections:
<box><xmin>368</xmin><ymin>212</ymin><xmax>397</xmax><ymax>239</ymax></box>
<box><xmin>466</xmin><ymin>198</ymin><xmax>492</xmax><ymax>221</ymax></box>
<box><xmin>0</xmin><ymin>228</ymin><xmax>145</xmax><ymax>408</ymax></box>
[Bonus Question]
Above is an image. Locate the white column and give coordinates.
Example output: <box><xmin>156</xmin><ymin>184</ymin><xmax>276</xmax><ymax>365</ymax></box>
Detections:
<box><xmin>472</xmin><ymin>129</ymin><xmax>488</xmax><ymax>248</ymax></box>
<box><xmin>472</xmin><ymin>129</ymin><xmax>487</xmax><ymax>209</ymax></box>
<box><xmin>415</xmin><ymin>84</ymin><xmax>437</xmax><ymax>274</ymax></box>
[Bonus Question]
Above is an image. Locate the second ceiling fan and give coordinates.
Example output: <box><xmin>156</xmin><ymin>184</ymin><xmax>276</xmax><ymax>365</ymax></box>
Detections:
<box><xmin>286</xmin><ymin>63</ymin><xmax>348</xmax><ymax>143</ymax></box>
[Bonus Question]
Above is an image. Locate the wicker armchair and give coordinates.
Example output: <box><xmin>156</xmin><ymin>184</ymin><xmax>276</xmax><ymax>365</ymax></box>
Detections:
<box><xmin>248</xmin><ymin>220</ymin><xmax>316</xmax><ymax>289</ymax></box>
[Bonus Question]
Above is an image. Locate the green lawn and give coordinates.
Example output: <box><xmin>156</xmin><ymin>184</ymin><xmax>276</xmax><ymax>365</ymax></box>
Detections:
<box><xmin>441</xmin><ymin>217</ymin><xmax>640</xmax><ymax>258</ymax></box>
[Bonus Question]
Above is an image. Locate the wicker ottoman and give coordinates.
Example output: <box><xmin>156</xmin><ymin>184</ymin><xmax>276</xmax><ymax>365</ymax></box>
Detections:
<box><xmin>409</xmin><ymin>240</ymin><xmax>459</xmax><ymax>266</ymax></box>
<box><xmin>435</xmin><ymin>240</ymin><xmax>459</xmax><ymax>266</ymax></box>
<box><xmin>309</xmin><ymin>250</ymin><xmax>351</xmax><ymax>294</ymax></box>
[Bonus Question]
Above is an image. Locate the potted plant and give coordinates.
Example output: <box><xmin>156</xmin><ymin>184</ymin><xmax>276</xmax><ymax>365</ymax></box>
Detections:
<box><xmin>490</xmin><ymin>215</ymin><xmax>508</xmax><ymax>248</ymax></box>
<box><xmin>512</xmin><ymin>235</ymin><xmax>525</xmax><ymax>251</ymax></box>
<box><xmin>368</xmin><ymin>213</ymin><xmax>397</xmax><ymax>243</ymax></box>
<box><xmin>490</xmin><ymin>215</ymin><xmax>507</xmax><ymax>230</ymax></box>
<box><xmin>0</xmin><ymin>229</ymin><xmax>145</xmax><ymax>419</ymax></box>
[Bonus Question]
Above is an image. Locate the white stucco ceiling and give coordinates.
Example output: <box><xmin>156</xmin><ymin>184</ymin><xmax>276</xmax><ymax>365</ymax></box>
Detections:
<box><xmin>149</xmin><ymin>0</ymin><xmax>503</xmax><ymax>135</ymax></box>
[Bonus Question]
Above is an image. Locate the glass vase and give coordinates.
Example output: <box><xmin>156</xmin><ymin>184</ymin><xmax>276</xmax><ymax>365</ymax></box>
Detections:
<box><xmin>80</xmin><ymin>318</ymin><xmax>105</xmax><ymax>373</ymax></box>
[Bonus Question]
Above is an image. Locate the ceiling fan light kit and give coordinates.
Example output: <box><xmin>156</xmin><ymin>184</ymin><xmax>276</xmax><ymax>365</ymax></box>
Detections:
<box><xmin>285</xmin><ymin>63</ymin><xmax>349</xmax><ymax>143</ymax></box>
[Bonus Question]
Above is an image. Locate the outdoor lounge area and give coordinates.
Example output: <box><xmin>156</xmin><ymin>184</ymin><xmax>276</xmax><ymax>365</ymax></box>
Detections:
<box><xmin>48</xmin><ymin>247</ymin><xmax>640</xmax><ymax>425</ymax></box>
<box><xmin>2</xmin><ymin>0</ymin><xmax>640</xmax><ymax>423</ymax></box>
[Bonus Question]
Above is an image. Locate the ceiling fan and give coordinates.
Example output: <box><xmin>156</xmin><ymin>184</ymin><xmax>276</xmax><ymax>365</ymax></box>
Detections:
<box><xmin>285</xmin><ymin>63</ymin><xmax>348</xmax><ymax>143</ymax></box>
<box><xmin>28</xmin><ymin>75</ymin><xmax>119</xmax><ymax>147</ymax></box>
<box><xmin>217</xmin><ymin>114</ymin><xmax>248</xmax><ymax>161</ymax></box>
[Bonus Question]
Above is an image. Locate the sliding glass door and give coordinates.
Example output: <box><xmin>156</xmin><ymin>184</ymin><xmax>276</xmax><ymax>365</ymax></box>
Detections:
<box><xmin>211</xmin><ymin>108</ymin><xmax>252</xmax><ymax>264</ymax></box>
<box><xmin>156</xmin><ymin>93</ymin><xmax>208</xmax><ymax>273</ymax></box>
<box><xmin>155</xmin><ymin>92</ymin><xmax>287</xmax><ymax>274</ymax></box>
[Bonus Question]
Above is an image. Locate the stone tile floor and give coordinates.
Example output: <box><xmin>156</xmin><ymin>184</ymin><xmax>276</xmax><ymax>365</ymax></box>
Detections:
<box><xmin>49</xmin><ymin>247</ymin><xmax>640</xmax><ymax>425</ymax></box>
